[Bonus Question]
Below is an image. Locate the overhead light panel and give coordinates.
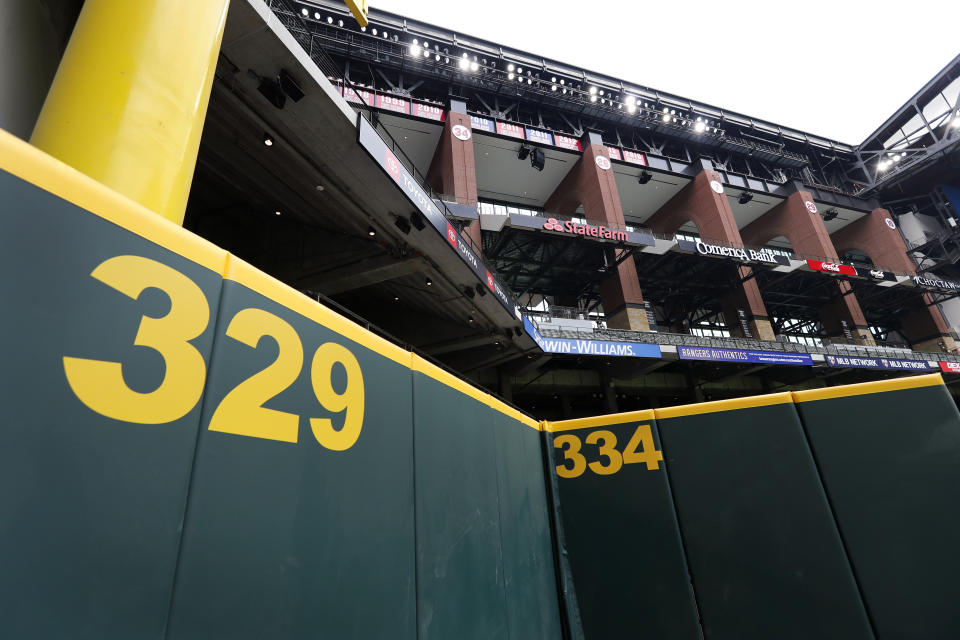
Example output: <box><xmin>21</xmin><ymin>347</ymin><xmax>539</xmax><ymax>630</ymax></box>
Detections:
<box><xmin>367</xmin><ymin>225</ymin><xmax>376</xmax><ymax>236</ymax></box>
<box><xmin>263</xmin><ymin>132</ymin><xmax>274</xmax><ymax>146</ymax></box>
<box><xmin>425</xmin><ymin>276</ymin><xmax>433</xmax><ymax>286</ymax></box>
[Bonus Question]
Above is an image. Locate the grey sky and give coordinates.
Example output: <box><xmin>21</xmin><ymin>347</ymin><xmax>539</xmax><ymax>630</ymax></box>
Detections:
<box><xmin>372</xmin><ymin>0</ymin><xmax>959</xmax><ymax>145</ymax></box>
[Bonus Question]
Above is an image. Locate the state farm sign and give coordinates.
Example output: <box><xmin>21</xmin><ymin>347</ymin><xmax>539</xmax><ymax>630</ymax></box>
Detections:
<box><xmin>544</xmin><ymin>217</ymin><xmax>627</xmax><ymax>241</ymax></box>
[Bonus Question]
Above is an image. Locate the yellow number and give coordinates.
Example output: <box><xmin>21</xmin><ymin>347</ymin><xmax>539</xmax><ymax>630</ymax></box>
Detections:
<box><xmin>586</xmin><ymin>430</ymin><xmax>623</xmax><ymax>475</ymax></box>
<box><xmin>310</xmin><ymin>342</ymin><xmax>365</xmax><ymax>451</ymax></box>
<box><xmin>623</xmin><ymin>424</ymin><xmax>663</xmax><ymax>470</ymax></box>
<box><xmin>208</xmin><ymin>308</ymin><xmax>303</xmax><ymax>442</ymax></box>
<box><xmin>63</xmin><ymin>255</ymin><xmax>209</xmax><ymax>424</ymax></box>
<box><xmin>554</xmin><ymin>434</ymin><xmax>587</xmax><ymax>478</ymax></box>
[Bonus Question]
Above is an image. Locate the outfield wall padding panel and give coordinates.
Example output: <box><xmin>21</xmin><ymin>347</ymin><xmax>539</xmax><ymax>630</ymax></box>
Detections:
<box><xmin>656</xmin><ymin>399</ymin><xmax>874</xmax><ymax>640</ymax></box>
<box><xmin>165</xmin><ymin>276</ymin><xmax>417</xmax><ymax>639</ymax></box>
<box><xmin>795</xmin><ymin>376</ymin><xmax>960</xmax><ymax>640</ymax></box>
<box><xmin>0</xmin><ymin>169</ymin><xmax>223</xmax><ymax>639</ymax></box>
<box><xmin>546</xmin><ymin>413</ymin><xmax>702</xmax><ymax>640</ymax></box>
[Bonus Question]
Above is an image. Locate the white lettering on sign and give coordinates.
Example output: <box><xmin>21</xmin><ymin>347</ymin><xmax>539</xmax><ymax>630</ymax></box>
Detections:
<box><xmin>452</xmin><ymin>124</ymin><xmax>471</xmax><ymax>141</ymax></box>
<box><xmin>709</xmin><ymin>180</ymin><xmax>724</xmax><ymax>194</ymax></box>
<box><xmin>805</xmin><ymin>201</ymin><xmax>818</xmax><ymax>213</ymax></box>
<box><xmin>885</xmin><ymin>217</ymin><xmax>896</xmax><ymax>229</ymax></box>
<box><xmin>595</xmin><ymin>155</ymin><xmax>611</xmax><ymax>171</ymax></box>
<box><xmin>694</xmin><ymin>240</ymin><xmax>778</xmax><ymax>264</ymax></box>
<box><xmin>543</xmin><ymin>218</ymin><xmax>628</xmax><ymax>242</ymax></box>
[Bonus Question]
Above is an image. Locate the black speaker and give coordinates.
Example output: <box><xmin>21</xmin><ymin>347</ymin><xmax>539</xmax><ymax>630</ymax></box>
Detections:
<box><xmin>531</xmin><ymin>148</ymin><xmax>545</xmax><ymax>171</ymax></box>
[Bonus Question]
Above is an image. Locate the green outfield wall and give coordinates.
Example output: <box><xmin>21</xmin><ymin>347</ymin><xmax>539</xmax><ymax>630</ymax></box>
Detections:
<box><xmin>4</xmin><ymin>129</ymin><xmax>960</xmax><ymax>639</ymax></box>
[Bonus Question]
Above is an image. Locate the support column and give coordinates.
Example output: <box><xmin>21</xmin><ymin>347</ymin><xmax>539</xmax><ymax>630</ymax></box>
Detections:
<box><xmin>426</xmin><ymin>98</ymin><xmax>482</xmax><ymax>250</ymax></box>
<box><xmin>831</xmin><ymin>207</ymin><xmax>955</xmax><ymax>352</ymax></box>
<box><xmin>740</xmin><ymin>188</ymin><xmax>875</xmax><ymax>345</ymax></box>
<box><xmin>30</xmin><ymin>0</ymin><xmax>230</xmax><ymax>225</ymax></box>
<box><xmin>645</xmin><ymin>164</ymin><xmax>774</xmax><ymax>340</ymax></box>
<box><xmin>544</xmin><ymin>131</ymin><xmax>649</xmax><ymax>331</ymax></box>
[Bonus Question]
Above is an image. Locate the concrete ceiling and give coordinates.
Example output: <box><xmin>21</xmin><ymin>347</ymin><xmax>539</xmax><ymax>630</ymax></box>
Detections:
<box><xmin>473</xmin><ymin>133</ymin><xmax>576</xmax><ymax>207</ymax></box>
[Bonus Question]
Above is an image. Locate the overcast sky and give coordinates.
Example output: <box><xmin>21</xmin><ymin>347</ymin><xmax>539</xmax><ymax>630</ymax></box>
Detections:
<box><xmin>372</xmin><ymin>0</ymin><xmax>959</xmax><ymax>145</ymax></box>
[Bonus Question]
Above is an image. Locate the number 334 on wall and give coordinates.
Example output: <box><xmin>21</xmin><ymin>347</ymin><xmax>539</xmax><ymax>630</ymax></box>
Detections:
<box><xmin>553</xmin><ymin>425</ymin><xmax>663</xmax><ymax>478</ymax></box>
<box><xmin>62</xmin><ymin>255</ymin><xmax>364</xmax><ymax>451</ymax></box>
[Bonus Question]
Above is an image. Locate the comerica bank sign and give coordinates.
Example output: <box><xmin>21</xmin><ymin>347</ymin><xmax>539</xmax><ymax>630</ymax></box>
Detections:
<box><xmin>675</xmin><ymin>238</ymin><xmax>789</xmax><ymax>266</ymax></box>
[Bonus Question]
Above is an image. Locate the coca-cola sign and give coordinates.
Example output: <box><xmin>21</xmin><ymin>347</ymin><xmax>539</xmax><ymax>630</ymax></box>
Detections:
<box><xmin>807</xmin><ymin>259</ymin><xmax>856</xmax><ymax>276</ymax></box>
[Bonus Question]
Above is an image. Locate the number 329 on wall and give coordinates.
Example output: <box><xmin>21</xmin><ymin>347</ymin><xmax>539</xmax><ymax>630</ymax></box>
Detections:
<box><xmin>553</xmin><ymin>424</ymin><xmax>663</xmax><ymax>478</ymax></box>
<box><xmin>62</xmin><ymin>255</ymin><xmax>365</xmax><ymax>451</ymax></box>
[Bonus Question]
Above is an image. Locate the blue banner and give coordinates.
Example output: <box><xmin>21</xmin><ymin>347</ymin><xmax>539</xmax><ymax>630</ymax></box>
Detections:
<box><xmin>677</xmin><ymin>346</ymin><xmax>814</xmax><ymax>366</ymax></box>
<box><xmin>470</xmin><ymin>115</ymin><xmax>496</xmax><ymax>133</ymax></box>
<box><xmin>825</xmin><ymin>355</ymin><xmax>933</xmax><ymax>371</ymax></box>
<box><xmin>523</xmin><ymin>316</ymin><xmax>661</xmax><ymax>359</ymax></box>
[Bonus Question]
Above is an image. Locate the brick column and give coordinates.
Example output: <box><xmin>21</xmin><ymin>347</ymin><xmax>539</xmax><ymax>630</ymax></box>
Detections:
<box><xmin>740</xmin><ymin>189</ymin><xmax>875</xmax><ymax>346</ymax></box>
<box><xmin>426</xmin><ymin>98</ymin><xmax>482</xmax><ymax>250</ymax></box>
<box><xmin>645</xmin><ymin>165</ymin><xmax>774</xmax><ymax>340</ymax></box>
<box><xmin>544</xmin><ymin>132</ymin><xmax>648</xmax><ymax>331</ymax></box>
<box><xmin>831</xmin><ymin>208</ymin><xmax>955</xmax><ymax>352</ymax></box>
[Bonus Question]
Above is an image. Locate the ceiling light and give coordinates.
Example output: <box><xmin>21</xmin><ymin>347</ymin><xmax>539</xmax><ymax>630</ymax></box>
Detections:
<box><xmin>263</xmin><ymin>132</ymin><xmax>274</xmax><ymax>146</ymax></box>
<box><xmin>410</xmin><ymin>44</ymin><xmax>421</xmax><ymax>56</ymax></box>
<box><xmin>422</xmin><ymin>41</ymin><xmax>429</xmax><ymax>48</ymax></box>
<box><xmin>394</xmin><ymin>295</ymin><xmax>400</xmax><ymax>302</ymax></box>
<box><xmin>589</xmin><ymin>86</ymin><xmax>597</xmax><ymax>95</ymax></box>
<box><xmin>423</xmin><ymin>50</ymin><xmax>430</xmax><ymax>58</ymax></box>
<box><xmin>507</xmin><ymin>63</ymin><xmax>515</xmax><ymax>72</ymax></box>
<box><xmin>551</xmin><ymin>84</ymin><xmax>557</xmax><ymax>91</ymax></box>
<box><xmin>508</xmin><ymin>72</ymin><xmax>515</xmax><ymax>80</ymax></box>
<box><xmin>516</xmin><ymin>67</ymin><xmax>523</xmax><ymax>74</ymax></box>
<box><xmin>468</xmin><ymin>316</ymin><xmax>474</xmax><ymax>323</ymax></box>
<box><xmin>627</xmin><ymin>104</ymin><xmax>636</xmax><ymax>113</ymax></box>
<box><xmin>301</xmin><ymin>8</ymin><xmax>308</xmax><ymax>16</ymax></box>
<box><xmin>590</xmin><ymin>95</ymin><xmax>597</xmax><ymax>103</ymax></box>
<box><xmin>470</xmin><ymin>61</ymin><xmax>478</xmax><ymax>71</ymax></box>
<box><xmin>372</xmin><ymin>28</ymin><xmax>377</xmax><ymax>35</ymax></box>
<box><xmin>425</xmin><ymin>277</ymin><xmax>433</xmax><ymax>286</ymax></box>
<box><xmin>694</xmin><ymin>121</ymin><xmax>706</xmax><ymax>133</ymax></box>
<box><xmin>317</xmin><ymin>13</ymin><xmax>323</xmax><ymax>20</ymax></box>
<box><xmin>459</xmin><ymin>57</ymin><xmax>469</xmax><ymax>70</ymax></box>
<box><xmin>367</xmin><ymin>226</ymin><xmax>376</xmax><ymax>236</ymax></box>
<box><xmin>274</xmin><ymin>210</ymin><xmax>282</xmax><ymax>216</ymax></box>
<box><xmin>662</xmin><ymin>113</ymin><xmax>670</xmax><ymax>122</ymax></box>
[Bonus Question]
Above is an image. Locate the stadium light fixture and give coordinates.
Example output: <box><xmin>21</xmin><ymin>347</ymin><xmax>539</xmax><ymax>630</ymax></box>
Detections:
<box><xmin>589</xmin><ymin>86</ymin><xmax>598</xmax><ymax>95</ymax></box>
<box><xmin>551</xmin><ymin>84</ymin><xmax>557</xmax><ymax>91</ymax></box>
<box><xmin>531</xmin><ymin>148</ymin><xmax>545</xmax><ymax>171</ymax></box>
<box><xmin>738</xmin><ymin>192</ymin><xmax>753</xmax><ymax>205</ymax></box>
<box><xmin>410</xmin><ymin>41</ymin><xmax>421</xmax><ymax>56</ymax></box>
<box><xmin>459</xmin><ymin>53</ymin><xmax>469</xmax><ymax>70</ymax></box>
<box><xmin>517</xmin><ymin>146</ymin><xmax>530</xmax><ymax>161</ymax></box>
<box><xmin>662</xmin><ymin>113</ymin><xmax>670</xmax><ymax>123</ymax></box>
<box><xmin>638</xmin><ymin>171</ymin><xmax>652</xmax><ymax>185</ymax></box>
<box><xmin>508</xmin><ymin>73</ymin><xmax>515</xmax><ymax>80</ymax></box>
<box><xmin>470</xmin><ymin>60</ymin><xmax>479</xmax><ymax>71</ymax></box>
<box><xmin>694</xmin><ymin>119</ymin><xmax>706</xmax><ymax>133</ymax></box>
<box><xmin>507</xmin><ymin>63</ymin><xmax>515</xmax><ymax>72</ymax></box>
<box><xmin>301</xmin><ymin>8</ymin><xmax>308</xmax><ymax>16</ymax></box>
<box><xmin>590</xmin><ymin>95</ymin><xmax>597</xmax><ymax>103</ymax></box>
<box><xmin>263</xmin><ymin>132</ymin><xmax>274</xmax><ymax>146</ymax></box>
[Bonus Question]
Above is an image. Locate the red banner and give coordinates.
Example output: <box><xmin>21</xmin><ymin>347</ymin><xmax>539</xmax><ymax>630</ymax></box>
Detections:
<box><xmin>622</xmin><ymin>149</ymin><xmax>647</xmax><ymax>166</ymax></box>
<box><xmin>376</xmin><ymin>94</ymin><xmax>410</xmax><ymax>115</ymax></box>
<box><xmin>412</xmin><ymin>102</ymin><xmax>444</xmax><ymax>121</ymax></box>
<box><xmin>343</xmin><ymin>86</ymin><xmax>374</xmax><ymax>106</ymax></box>
<box><xmin>495</xmin><ymin>122</ymin><xmax>525</xmax><ymax>139</ymax></box>
<box><xmin>807</xmin><ymin>259</ymin><xmax>857</xmax><ymax>276</ymax></box>
<box><xmin>940</xmin><ymin>362</ymin><xmax>960</xmax><ymax>373</ymax></box>
<box><xmin>555</xmin><ymin>135</ymin><xmax>582</xmax><ymax>151</ymax></box>
<box><xmin>606</xmin><ymin>146</ymin><xmax>622</xmax><ymax>161</ymax></box>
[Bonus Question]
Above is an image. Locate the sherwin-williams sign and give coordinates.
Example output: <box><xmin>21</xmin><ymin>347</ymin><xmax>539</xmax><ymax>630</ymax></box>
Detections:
<box><xmin>523</xmin><ymin>316</ymin><xmax>661</xmax><ymax>358</ymax></box>
<box><xmin>678</xmin><ymin>346</ymin><xmax>813</xmax><ymax>366</ymax></box>
<box><xmin>825</xmin><ymin>354</ymin><xmax>933</xmax><ymax>370</ymax></box>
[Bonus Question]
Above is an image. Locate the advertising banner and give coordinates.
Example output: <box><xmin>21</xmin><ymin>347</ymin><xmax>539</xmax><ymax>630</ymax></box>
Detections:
<box><xmin>343</xmin><ymin>86</ymin><xmax>374</xmax><ymax>106</ymax></box>
<box><xmin>375</xmin><ymin>94</ymin><xmax>410</xmax><ymax>115</ymax></box>
<box><xmin>807</xmin><ymin>259</ymin><xmax>857</xmax><ymax>276</ymax></box>
<box><xmin>412</xmin><ymin>102</ymin><xmax>444</xmax><ymax>121</ymax></box>
<box><xmin>825</xmin><ymin>354</ymin><xmax>933</xmax><ymax>370</ymax></box>
<box><xmin>525</xmin><ymin>128</ymin><xmax>554</xmax><ymax>146</ymax></box>
<box><xmin>855</xmin><ymin>266</ymin><xmax>897</xmax><ymax>282</ymax></box>
<box><xmin>677</xmin><ymin>238</ymin><xmax>789</xmax><ymax>266</ymax></box>
<box><xmin>495</xmin><ymin>121</ymin><xmax>525</xmax><ymax>139</ymax></box>
<box><xmin>523</xmin><ymin>316</ymin><xmax>661</xmax><ymax>359</ymax></box>
<box><xmin>914</xmin><ymin>275</ymin><xmax>960</xmax><ymax>291</ymax></box>
<box><xmin>939</xmin><ymin>361</ymin><xmax>960</xmax><ymax>373</ymax></box>
<box><xmin>509</xmin><ymin>213</ymin><xmax>655</xmax><ymax>247</ymax></box>
<box><xmin>677</xmin><ymin>345</ymin><xmax>814</xmax><ymax>366</ymax></box>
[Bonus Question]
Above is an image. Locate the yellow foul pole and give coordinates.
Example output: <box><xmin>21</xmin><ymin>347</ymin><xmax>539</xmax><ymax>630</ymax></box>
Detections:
<box><xmin>30</xmin><ymin>0</ymin><xmax>231</xmax><ymax>225</ymax></box>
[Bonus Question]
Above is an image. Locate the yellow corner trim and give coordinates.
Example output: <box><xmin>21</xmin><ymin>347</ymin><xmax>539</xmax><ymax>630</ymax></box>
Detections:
<box><xmin>655</xmin><ymin>392</ymin><xmax>794</xmax><ymax>420</ymax></box>
<box><xmin>0</xmin><ymin>129</ymin><xmax>227</xmax><ymax>274</ymax></box>
<box><xmin>792</xmin><ymin>372</ymin><xmax>944</xmax><ymax>403</ymax></box>
<box><xmin>410</xmin><ymin>354</ymin><xmax>540</xmax><ymax>430</ymax></box>
<box><xmin>546</xmin><ymin>409</ymin><xmax>656</xmax><ymax>432</ymax></box>
<box><xmin>223</xmin><ymin>254</ymin><xmax>412</xmax><ymax>367</ymax></box>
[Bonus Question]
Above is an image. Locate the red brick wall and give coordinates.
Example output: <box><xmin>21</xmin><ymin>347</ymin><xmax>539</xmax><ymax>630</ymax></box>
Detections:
<box><xmin>426</xmin><ymin>113</ymin><xmax>481</xmax><ymax>249</ymax></box>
